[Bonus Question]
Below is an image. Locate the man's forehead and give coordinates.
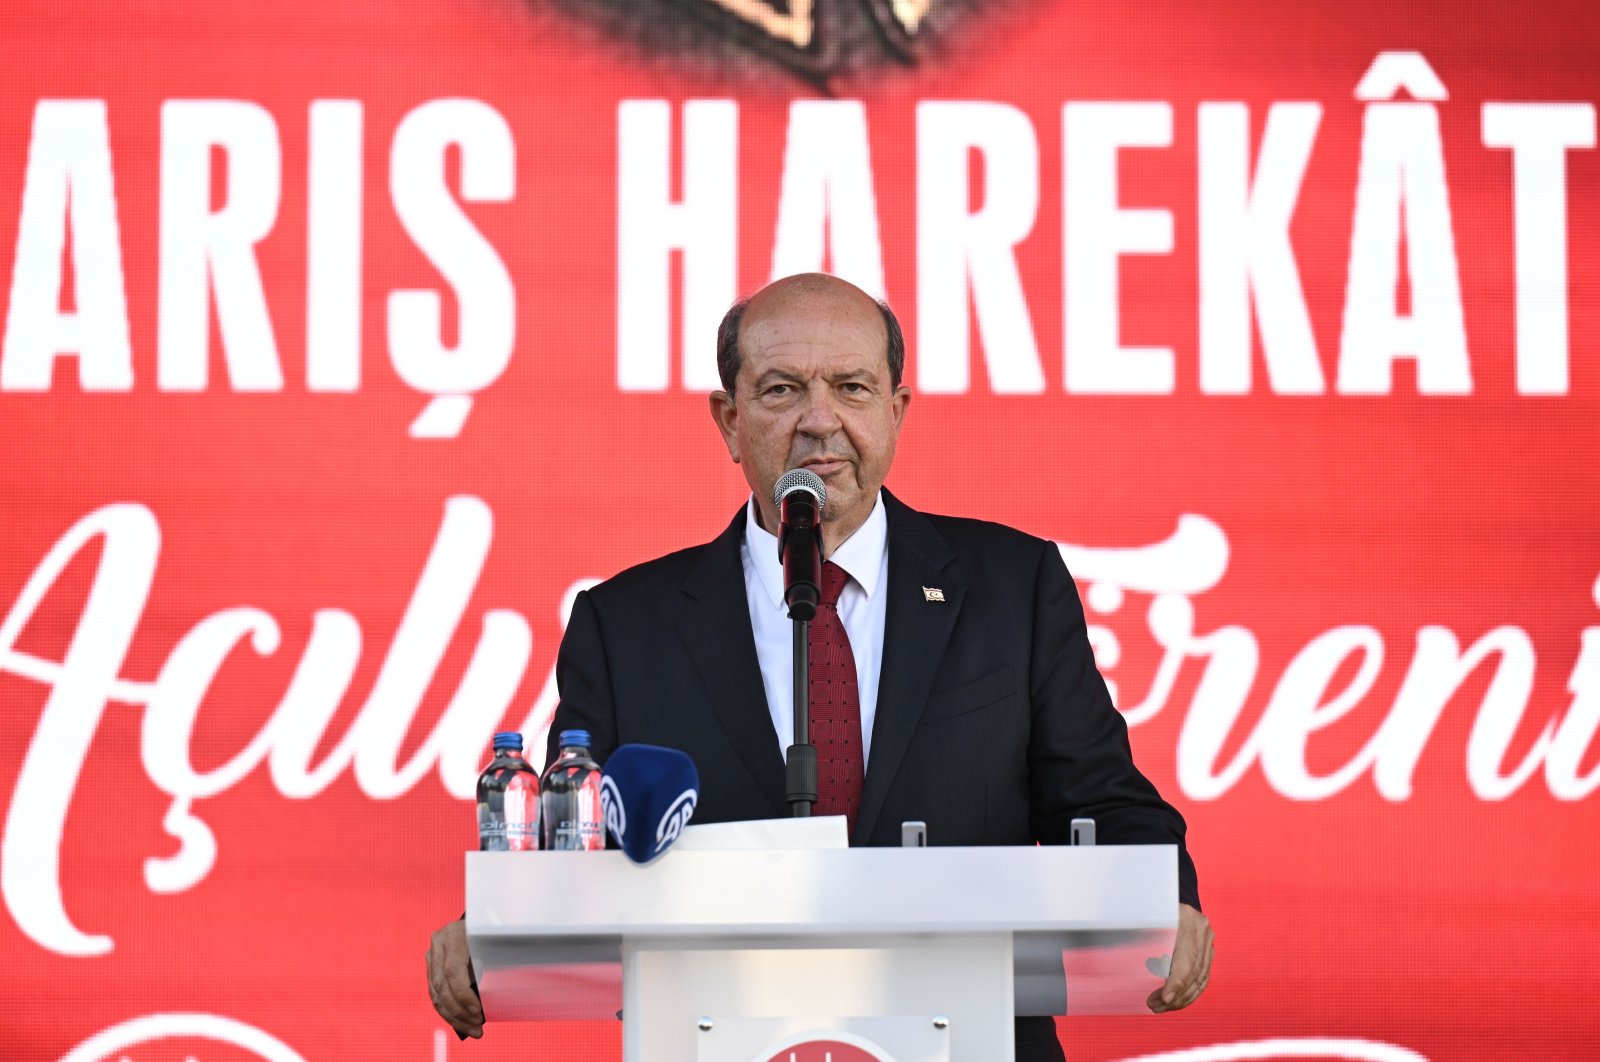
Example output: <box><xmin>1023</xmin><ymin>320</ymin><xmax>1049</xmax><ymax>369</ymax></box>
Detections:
<box><xmin>741</xmin><ymin>334</ymin><xmax>886</xmax><ymax>377</ymax></box>
<box><xmin>739</xmin><ymin>299</ymin><xmax>885</xmax><ymax>367</ymax></box>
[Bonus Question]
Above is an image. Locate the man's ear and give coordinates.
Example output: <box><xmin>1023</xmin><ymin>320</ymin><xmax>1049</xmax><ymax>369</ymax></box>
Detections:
<box><xmin>891</xmin><ymin>385</ymin><xmax>911</xmax><ymax>434</ymax></box>
<box><xmin>708</xmin><ymin>390</ymin><xmax>741</xmax><ymax>463</ymax></box>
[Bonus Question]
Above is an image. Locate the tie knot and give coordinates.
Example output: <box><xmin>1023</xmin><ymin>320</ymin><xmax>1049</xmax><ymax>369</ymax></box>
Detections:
<box><xmin>820</xmin><ymin>561</ymin><xmax>850</xmax><ymax>606</ymax></box>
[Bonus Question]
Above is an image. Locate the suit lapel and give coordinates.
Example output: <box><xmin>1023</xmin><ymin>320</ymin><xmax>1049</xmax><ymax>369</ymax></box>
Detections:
<box><xmin>855</xmin><ymin>492</ymin><xmax>963</xmax><ymax>844</ymax></box>
<box><xmin>675</xmin><ymin>507</ymin><xmax>787</xmax><ymax>817</ymax></box>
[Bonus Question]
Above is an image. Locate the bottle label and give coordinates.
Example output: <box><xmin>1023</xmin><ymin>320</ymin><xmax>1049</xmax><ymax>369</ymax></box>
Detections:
<box><xmin>503</xmin><ymin>822</ymin><xmax>538</xmax><ymax>850</ymax></box>
<box><xmin>477</xmin><ymin>805</ymin><xmax>507</xmax><ymax>852</ymax></box>
<box><xmin>502</xmin><ymin>787</ymin><xmax>539</xmax><ymax>851</ymax></box>
<box><xmin>552</xmin><ymin>787</ymin><xmax>604</xmax><ymax>850</ymax></box>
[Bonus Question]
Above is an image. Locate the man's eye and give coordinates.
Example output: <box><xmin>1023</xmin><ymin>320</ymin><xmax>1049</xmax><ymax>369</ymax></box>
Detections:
<box><xmin>841</xmin><ymin>383</ymin><xmax>867</xmax><ymax>393</ymax></box>
<box><xmin>765</xmin><ymin>384</ymin><xmax>793</xmax><ymax>397</ymax></box>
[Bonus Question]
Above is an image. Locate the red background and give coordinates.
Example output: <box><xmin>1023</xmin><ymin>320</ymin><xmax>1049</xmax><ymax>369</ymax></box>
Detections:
<box><xmin>2</xmin><ymin>1</ymin><xmax>1598</xmax><ymax>1059</ymax></box>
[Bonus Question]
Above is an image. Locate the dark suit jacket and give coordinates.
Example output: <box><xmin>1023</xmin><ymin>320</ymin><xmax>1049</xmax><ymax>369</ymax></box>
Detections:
<box><xmin>546</xmin><ymin>490</ymin><xmax>1199</xmax><ymax>909</ymax></box>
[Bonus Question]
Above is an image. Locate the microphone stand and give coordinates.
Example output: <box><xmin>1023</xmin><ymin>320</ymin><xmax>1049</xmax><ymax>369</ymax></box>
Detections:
<box><xmin>787</xmin><ymin>616</ymin><xmax>816</xmax><ymax>817</ymax></box>
<box><xmin>780</xmin><ymin>513</ymin><xmax>821</xmax><ymax>818</ymax></box>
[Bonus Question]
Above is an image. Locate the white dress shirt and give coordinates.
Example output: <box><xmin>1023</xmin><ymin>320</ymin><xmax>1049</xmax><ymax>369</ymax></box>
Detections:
<box><xmin>740</xmin><ymin>490</ymin><xmax>889</xmax><ymax>767</ymax></box>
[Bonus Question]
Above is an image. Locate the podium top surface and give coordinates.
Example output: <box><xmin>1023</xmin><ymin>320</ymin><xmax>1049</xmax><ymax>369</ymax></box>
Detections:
<box><xmin>467</xmin><ymin>844</ymin><xmax>1177</xmax><ymax>939</ymax></box>
<box><xmin>464</xmin><ymin>844</ymin><xmax>1179</xmax><ymax>1021</ymax></box>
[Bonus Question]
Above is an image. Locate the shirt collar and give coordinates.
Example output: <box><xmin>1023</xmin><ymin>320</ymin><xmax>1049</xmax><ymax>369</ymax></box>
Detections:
<box><xmin>744</xmin><ymin>490</ymin><xmax>888</xmax><ymax>611</ymax></box>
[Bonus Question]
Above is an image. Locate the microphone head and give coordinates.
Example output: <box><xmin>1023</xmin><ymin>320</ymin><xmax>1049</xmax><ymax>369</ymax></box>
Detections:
<box><xmin>774</xmin><ymin>467</ymin><xmax>827</xmax><ymax>513</ymax></box>
<box><xmin>599</xmin><ymin>744</ymin><xmax>700</xmax><ymax>865</ymax></box>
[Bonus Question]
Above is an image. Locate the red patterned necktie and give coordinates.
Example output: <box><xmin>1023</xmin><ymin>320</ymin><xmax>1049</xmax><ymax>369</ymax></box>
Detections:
<box><xmin>809</xmin><ymin>560</ymin><xmax>864</xmax><ymax>835</ymax></box>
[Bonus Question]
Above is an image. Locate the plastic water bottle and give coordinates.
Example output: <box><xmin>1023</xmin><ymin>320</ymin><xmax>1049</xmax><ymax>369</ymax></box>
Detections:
<box><xmin>476</xmin><ymin>731</ymin><xmax>540</xmax><ymax>851</ymax></box>
<box><xmin>541</xmin><ymin>729</ymin><xmax>604</xmax><ymax>851</ymax></box>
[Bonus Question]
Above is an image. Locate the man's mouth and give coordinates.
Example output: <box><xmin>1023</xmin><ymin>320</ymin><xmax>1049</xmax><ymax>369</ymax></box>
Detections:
<box><xmin>798</xmin><ymin>457</ymin><xmax>849</xmax><ymax>476</ymax></box>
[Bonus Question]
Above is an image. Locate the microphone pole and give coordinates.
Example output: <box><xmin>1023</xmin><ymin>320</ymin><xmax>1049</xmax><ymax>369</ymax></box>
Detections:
<box><xmin>788</xmin><ymin>617</ymin><xmax>815</xmax><ymax>818</ymax></box>
<box><xmin>774</xmin><ymin>469</ymin><xmax>824</xmax><ymax>818</ymax></box>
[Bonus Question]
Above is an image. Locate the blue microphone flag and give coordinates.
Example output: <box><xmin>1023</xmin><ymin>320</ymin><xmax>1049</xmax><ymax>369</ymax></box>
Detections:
<box><xmin>599</xmin><ymin>744</ymin><xmax>699</xmax><ymax>865</ymax></box>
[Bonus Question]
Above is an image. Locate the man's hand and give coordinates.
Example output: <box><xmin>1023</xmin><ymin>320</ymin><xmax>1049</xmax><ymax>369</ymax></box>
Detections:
<box><xmin>427</xmin><ymin>919</ymin><xmax>484</xmax><ymax>1038</ymax></box>
<box><xmin>1148</xmin><ymin>902</ymin><xmax>1213</xmax><ymax>1013</ymax></box>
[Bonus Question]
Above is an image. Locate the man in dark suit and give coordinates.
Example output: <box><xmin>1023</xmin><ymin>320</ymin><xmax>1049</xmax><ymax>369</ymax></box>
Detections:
<box><xmin>427</xmin><ymin>273</ymin><xmax>1214</xmax><ymax>1058</ymax></box>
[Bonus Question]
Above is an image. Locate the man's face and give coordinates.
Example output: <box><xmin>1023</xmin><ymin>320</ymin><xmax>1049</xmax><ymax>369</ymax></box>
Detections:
<box><xmin>710</xmin><ymin>279</ymin><xmax>911</xmax><ymax>546</ymax></box>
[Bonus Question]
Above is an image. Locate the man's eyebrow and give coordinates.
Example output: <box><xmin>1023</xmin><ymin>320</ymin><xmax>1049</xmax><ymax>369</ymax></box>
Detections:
<box><xmin>753</xmin><ymin>368</ymin><xmax>807</xmax><ymax>387</ymax></box>
<box><xmin>751</xmin><ymin>366</ymin><xmax>880</xmax><ymax>388</ymax></box>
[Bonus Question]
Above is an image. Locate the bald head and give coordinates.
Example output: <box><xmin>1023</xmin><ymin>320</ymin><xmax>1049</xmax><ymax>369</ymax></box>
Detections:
<box><xmin>706</xmin><ymin>272</ymin><xmax>913</xmax><ymax>551</ymax></box>
<box><xmin>715</xmin><ymin>273</ymin><xmax>905</xmax><ymax>396</ymax></box>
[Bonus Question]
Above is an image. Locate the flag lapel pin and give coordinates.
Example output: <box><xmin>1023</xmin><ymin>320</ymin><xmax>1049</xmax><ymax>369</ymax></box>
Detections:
<box><xmin>922</xmin><ymin>586</ymin><xmax>946</xmax><ymax>603</ymax></box>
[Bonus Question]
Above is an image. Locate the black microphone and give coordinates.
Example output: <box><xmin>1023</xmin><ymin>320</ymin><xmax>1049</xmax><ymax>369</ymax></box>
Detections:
<box><xmin>774</xmin><ymin>468</ymin><xmax>826</xmax><ymax>621</ymax></box>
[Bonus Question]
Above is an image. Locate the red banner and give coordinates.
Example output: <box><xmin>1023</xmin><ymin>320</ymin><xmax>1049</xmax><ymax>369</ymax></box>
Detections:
<box><xmin>2</xmin><ymin>1</ymin><xmax>1597</xmax><ymax>1059</ymax></box>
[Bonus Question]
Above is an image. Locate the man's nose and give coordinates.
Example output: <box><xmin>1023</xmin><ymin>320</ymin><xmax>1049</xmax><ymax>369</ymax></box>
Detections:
<box><xmin>796</xmin><ymin>384</ymin><xmax>843</xmax><ymax>437</ymax></box>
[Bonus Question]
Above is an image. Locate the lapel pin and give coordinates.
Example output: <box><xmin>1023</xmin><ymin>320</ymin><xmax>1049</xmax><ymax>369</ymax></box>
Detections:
<box><xmin>922</xmin><ymin>586</ymin><xmax>946</xmax><ymax>603</ymax></box>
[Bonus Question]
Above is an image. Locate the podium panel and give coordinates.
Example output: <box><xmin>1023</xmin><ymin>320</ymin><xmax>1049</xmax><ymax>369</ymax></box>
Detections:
<box><xmin>465</xmin><ymin>843</ymin><xmax>1177</xmax><ymax>1060</ymax></box>
<box><xmin>625</xmin><ymin>935</ymin><xmax>1010</xmax><ymax>1061</ymax></box>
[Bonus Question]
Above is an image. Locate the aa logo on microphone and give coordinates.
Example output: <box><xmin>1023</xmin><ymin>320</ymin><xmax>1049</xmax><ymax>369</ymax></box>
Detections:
<box><xmin>600</xmin><ymin>775</ymin><xmax>625</xmax><ymax>840</ymax></box>
<box><xmin>654</xmin><ymin>790</ymin><xmax>697</xmax><ymax>853</ymax></box>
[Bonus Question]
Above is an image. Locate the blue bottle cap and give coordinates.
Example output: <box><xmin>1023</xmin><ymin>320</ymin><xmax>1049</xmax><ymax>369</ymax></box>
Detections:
<box><xmin>558</xmin><ymin>729</ymin><xmax>592</xmax><ymax>749</ymax></box>
<box><xmin>492</xmin><ymin>731</ymin><xmax>523</xmax><ymax>750</ymax></box>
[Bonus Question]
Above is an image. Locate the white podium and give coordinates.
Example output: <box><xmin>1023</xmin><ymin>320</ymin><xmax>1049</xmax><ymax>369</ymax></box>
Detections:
<box><xmin>465</xmin><ymin>840</ymin><xmax>1177</xmax><ymax>1061</ymax></box>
